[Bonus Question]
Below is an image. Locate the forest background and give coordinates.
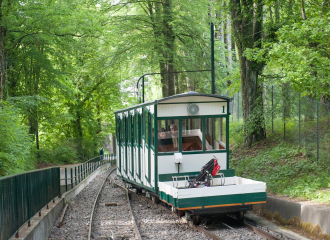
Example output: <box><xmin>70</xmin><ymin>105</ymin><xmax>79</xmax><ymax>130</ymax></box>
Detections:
<box><xmin>0</xmin><ymin>0</ymin><xmax>329</xmax><ymax>178</ymax></box>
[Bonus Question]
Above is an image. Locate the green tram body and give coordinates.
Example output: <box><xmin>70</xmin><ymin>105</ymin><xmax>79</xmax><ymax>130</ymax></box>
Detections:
<box><xmin>114</xmin><ymin>91</ymin><xmax>267</xmax><ymax>216</ymax></box>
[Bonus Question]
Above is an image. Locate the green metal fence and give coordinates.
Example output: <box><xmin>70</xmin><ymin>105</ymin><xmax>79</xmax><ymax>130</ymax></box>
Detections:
<box><xmin>0</xmin><ymin>167</ymin><xmax>60</xmax><ymax>240</ymax></box>
<box><xmin>0</xmin><ymin>153</ymin><xmax>116</xmax><ymax>240</ymax></box>
<box><xmin>230</xmin><ymin>85</ymin><xmax>330</xmax><ymax>164</ymax></box>
<box><xmin>60</xmin><ymin>154</ymin><xmax>116</xmax><ymax>194</ymax></box>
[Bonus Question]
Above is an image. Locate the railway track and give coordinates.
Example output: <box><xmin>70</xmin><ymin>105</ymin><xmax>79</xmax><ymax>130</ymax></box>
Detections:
<box><xmin>50</xmin><ymin>167</ymin><xmax>291</xmax><ymax>240</ymax></box>
<box><xmin>115</xmin><ymin>182</ymin><xmax>290</xmax><ymax>240</ymax></box>
<box><xmin>197</xmin><ymin>215</ymin><xmax>286</xmax><ymax>240</ymax></box>
<box><xmin>89</xmin><ymin>168</ymin><xmax>141</xmax><ymax>239</ymax></box>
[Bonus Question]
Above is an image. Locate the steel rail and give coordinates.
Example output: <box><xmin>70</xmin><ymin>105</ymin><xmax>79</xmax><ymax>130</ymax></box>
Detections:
<box><xmin>131</xmin><ymin>190</ymin><xmax>284</xmax><ymax>240</ymax></box>
<box><xmin>188</xmin><ymin>222</ymin><xmax>223</xmax><ymax>240</ymax></box>
<box><xmin>108</xmin><ymin>169</ymin><xmax>280</xmax><ymax>240</ymax></box>
<box><xmin>88</xmin><ymin>167</ymin><xmax>113</xmax><ymax>240</ymax></box>
<box><xmin>127</xmin><ymin>190</ymin><xmax>222</xmax><ymax>240</ymax></box>
<box><xmin>110</xmin><ymin>176</ymin><xmax>142</xmax><ymax>240</ymax></box>
<box><xmin>225</xmin><ymin>215</ymin><xmax>282</xmax><ymax>240</ymax></box>
<box><xmin>243</xmin><ymin>221</ymin><xmax>282</xmax><ymax>240</ymax></box>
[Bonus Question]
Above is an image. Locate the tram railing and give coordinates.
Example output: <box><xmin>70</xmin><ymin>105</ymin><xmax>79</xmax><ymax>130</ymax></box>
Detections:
<box><xmin>0</xmin><ymin>153</ymin><xmax>116</xmax><ymax>240</ymax></box>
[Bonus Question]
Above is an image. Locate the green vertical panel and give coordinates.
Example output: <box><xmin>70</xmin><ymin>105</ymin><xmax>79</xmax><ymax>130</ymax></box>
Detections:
<box><xmin>65</xmin><ymin>168</ymin><xmax>67</xmax><ymax>192</ymax></box>
<box><xmin>117</xmin><ymin>115</ymin><xmax>121</xmax><ymax>171</ymax></box>
<box><xmin>15</xmin><ymin>175</ymin><xmax>20</xmax><ymax>235</ymax></box>
<box><xmin>131</xmin><ymin>112</ymin><xmax>134</xmax><ymax>177</ymax></box>
<box><xmin>154</xmin><ymin>105</ymin><xmax>158</xmax><ymax>193</ymax></box>
<box><xmin>124</xmin><ymin>114</ymin><xmax>128</xmax><ymax>174</ymax></box>
<box><xmin>226</xmin><ymin>101</ymin><xmax>230</xmax><ymax>169</ymax></box>
<box><xmin>146</xmin><ymin>111</ymin><xmax>151</xmax><ymax>182</ymax></box>
<box><xmin>148</xmin><ymin>112</ymin><xmax>151</xmax><ymax>181</ymax></box>
<box><xmin>138</xmin><ymin>111</ymin><xmax>141</xmax><ymax>179</ymax></box>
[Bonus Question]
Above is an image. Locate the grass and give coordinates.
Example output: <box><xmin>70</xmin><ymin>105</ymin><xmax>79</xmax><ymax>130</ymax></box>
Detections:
<box><xmin>229</xmin><ymin>122</ymin><xmax>330</xmax><ymax>204</ymax></box>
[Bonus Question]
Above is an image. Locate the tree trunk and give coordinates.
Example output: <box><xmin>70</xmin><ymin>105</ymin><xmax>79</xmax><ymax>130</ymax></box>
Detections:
<box><xmin>275</xmin><ymin>0</ymin><xmax>280</xmax><ymax>22</ymax></box>
<box><xmin>149</xmin><ymin>1</ymin><xmax>175</xmax><ymax>98</ymax></box>
<box><xmin>230</xmin><ymin>0</ymin><xmax>266</xmax><ymax>147</ymax></box>
<box><xmin>301</xmin><ymin>0</ymin><xmax>307</xmax><ymax>20</ymax></box>
<box><xmin>162</xmin><ymin>0</ymin><xmax>175</xmax><ymax>97</ymax></box>
<box><xmin>185</xmin><ymin>75</ymin><xmax>194</xmax><ymax>92</ymax></box>
<box><xmin>74</xmin><ymin>109</ymin><xmax>84</xmax><ymax>159</ymax></box>
<box><xmin>322</xmin><ymin>0</ymin><xmax>329</xmax><ymax>15</ymax></box>
<box><xmin>269</xmin><ymin>6</ymin><xmax>273</xmax><ymax>23</ymax></box>
<box><xmin>288</xmin><ymin>0</ymin><xmax>293</xmax><ymax>15</ymax></box>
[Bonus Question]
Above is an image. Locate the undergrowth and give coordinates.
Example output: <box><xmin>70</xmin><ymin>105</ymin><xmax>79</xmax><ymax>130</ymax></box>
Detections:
<box><xmin>229</xmin><ymin>122</ymin><xmax>330</xmax><ymax>203</ymax></box>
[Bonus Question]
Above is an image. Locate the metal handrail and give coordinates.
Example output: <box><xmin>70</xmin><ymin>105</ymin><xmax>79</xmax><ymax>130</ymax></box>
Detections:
<box><xmin>60</xmin><ymin>154</ymin><xmax>117</xmax><ymax>194</ymax></box>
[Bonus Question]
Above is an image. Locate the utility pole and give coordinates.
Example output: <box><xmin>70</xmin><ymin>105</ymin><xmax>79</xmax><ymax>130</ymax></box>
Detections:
<box><xmin>211</xmin><ymin>22</ymin><xmax>215</xmax><ymax>94</ymax></box>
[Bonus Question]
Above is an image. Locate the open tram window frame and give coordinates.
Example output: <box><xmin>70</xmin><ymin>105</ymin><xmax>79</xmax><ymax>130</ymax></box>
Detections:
<box><xmin>116</xmin><ymin>115</ymin><xmax>121</xmax><ymax>170</ymax></box>
<box><xmin>135</xmin><ymin>109</ymin><xmax>142</xmax><ymax>180</ymax></box>
<box><xmin>141</xmin><ymin>107</ymin><xmax>155</xmax><ymax>183</ymax></box>
<box><xmin>129</xmin><ymin>111</ymin><xmax>134</xmax><ymax>177</ymax></box>
<box><xmin>156</xmin><ymin>115</ymin><xmax>228</xmax><ymax>156</ymax></box>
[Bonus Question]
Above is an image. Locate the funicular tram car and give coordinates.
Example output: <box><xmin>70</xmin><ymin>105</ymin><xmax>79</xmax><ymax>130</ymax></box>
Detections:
<box><xmin>114</xmin><ymin>91</ymin><xmax>267</xmax><ymax>224</ymax></box>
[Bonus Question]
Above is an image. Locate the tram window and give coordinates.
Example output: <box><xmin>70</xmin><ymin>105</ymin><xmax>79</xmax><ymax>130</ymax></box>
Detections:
<box><xmin>182</xmin><ymin>118</ymin><xmax>202</xmax><ymax>151</ymax></box>
<box><xmin>205</xmin><ymin>118</ymin><xmax>226</xmax><ymax>150</ymax></box>
<box><xmin>157</xmin><ymin>119</ymin><xmax>179</xmax><ymax>152</ymax></box>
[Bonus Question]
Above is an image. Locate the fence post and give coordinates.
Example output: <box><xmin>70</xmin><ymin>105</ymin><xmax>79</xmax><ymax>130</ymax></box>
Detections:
<box><xmin>272</xmin><ymin>86</ymin><xmax>274</xmax><ymax>134</ymax></box>
<box><xmin>75</xmin><ymin>167</ymin><xmax>77</xmax><ymax>187</ymax></box>
<box><xmin>284</xmin><ymin>97</ymin><xmax>286</xmax><ymax>141</ymax></box>
<box><xmin>58</xmin><ymin>167</ymin><xmax>62</xmax><ymax>198</ymax></box>
<box><xmin>46</xmin><ymin>171</ymin><xmax>49</xmax><ymax>209</ymax></box>
<box><xmin>27</xmin><ymin>173</ymin><xmax>31</xmax><ymax>226</ymax></box>
<box><xmin>65</xmin><ymin>168</ymin><xmax>67</xmax><ymax>192</ymax></box>
<box><xmin>317</xmin><ymin>101</ymin><xmax>319</xmax><ymax>163</ymax></box>
<box><xmin>237</xmin><ymin>92</ymin><xmax>240</xmax><ymax>121</ymax></box>
<box><xmin>15</xmin><ymin>177</ymin><xmax>19</xmax><ymax>238</ymax></box>
<box><xmin>70</xmin><ymin>168</ymin><xmax>73</xmax><ymax>189</ymax></box>
<box><xmin>232</xmin><ymin>95</ymin><xmax>234</xmax><ymax>122</ymax></box>
<box><xmin>299</xmin><ymin>93</ymin><xmax>301</xmax><ymax>144</ymax></box>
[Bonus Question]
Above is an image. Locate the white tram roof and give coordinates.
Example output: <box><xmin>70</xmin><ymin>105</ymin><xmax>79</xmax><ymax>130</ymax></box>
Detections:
<box><xmin>114</xmin><ymin>91</ymin><xmax>232</xmax><ymax>114</ymax></box>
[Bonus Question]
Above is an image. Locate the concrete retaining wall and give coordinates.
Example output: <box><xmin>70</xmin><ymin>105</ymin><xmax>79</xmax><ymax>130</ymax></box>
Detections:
<box><xmin>258</xmin><ymin>196</ymin><xmax>330</xmax><ymax>235</ymax></box>
<box><xmin>19</xmin><ymin>163</ymin><xmax>111</xmax><ymax>240</ymax></box>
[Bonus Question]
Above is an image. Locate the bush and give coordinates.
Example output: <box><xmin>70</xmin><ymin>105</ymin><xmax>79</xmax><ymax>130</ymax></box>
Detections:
<box><xmin>0</xmin><ymin>102</ymin><xmax>35</xmax><ymax>176</ymax></box>
<box><xmin>38</xmin><ymin>140</ymin><xmax>78</xmax><ymax>164</ymax></box>
<box><xmin>230</xmin><ymin>139</ymin><xmax>330</xmax><ymax>202</ymax></box>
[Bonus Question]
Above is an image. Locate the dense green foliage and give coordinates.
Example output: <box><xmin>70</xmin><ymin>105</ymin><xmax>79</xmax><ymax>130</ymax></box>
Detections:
<box><xmin>230</xmin><ymin>127</ymin><xmax>330</xmax><ymax>203</ymax></box>
<box><xmin>1</xmin><ymin>0</ymin><xmax>330</xmax><ymax>178</ymax></box>
<box><xmin>0</xmin><ymin>102</ymin><xmax>35</xmax><ymax>176</ymax></box>
<box><xmin>0</xmin><ymin>0</ymin><xmax>125</xmax><ymax>176</ymax></box>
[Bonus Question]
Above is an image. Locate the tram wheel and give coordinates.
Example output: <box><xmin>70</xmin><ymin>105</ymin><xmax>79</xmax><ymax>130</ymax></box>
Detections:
<box><xmin>236</xmin><ymin>211</ymin><xmax>244</xmax><ymax>224</ymax></box>
<box><xmin>136</xmin><ymin>188</ymin><xmax>142</xmax><ymax>194</ymax></box>
<box><xmin>151</xmin><ymin>196</ymin><xmax>160</xmax><ymax>204</ymax></box>
<box><xmin>177</xmin><ymin>210</ymin><xmax>184</xmax><ymax>217</ymax></box>
<box><xmin>192</xmin><ymin>215</ymin><xmax>201</xmax><ymax>225</ymax></box>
